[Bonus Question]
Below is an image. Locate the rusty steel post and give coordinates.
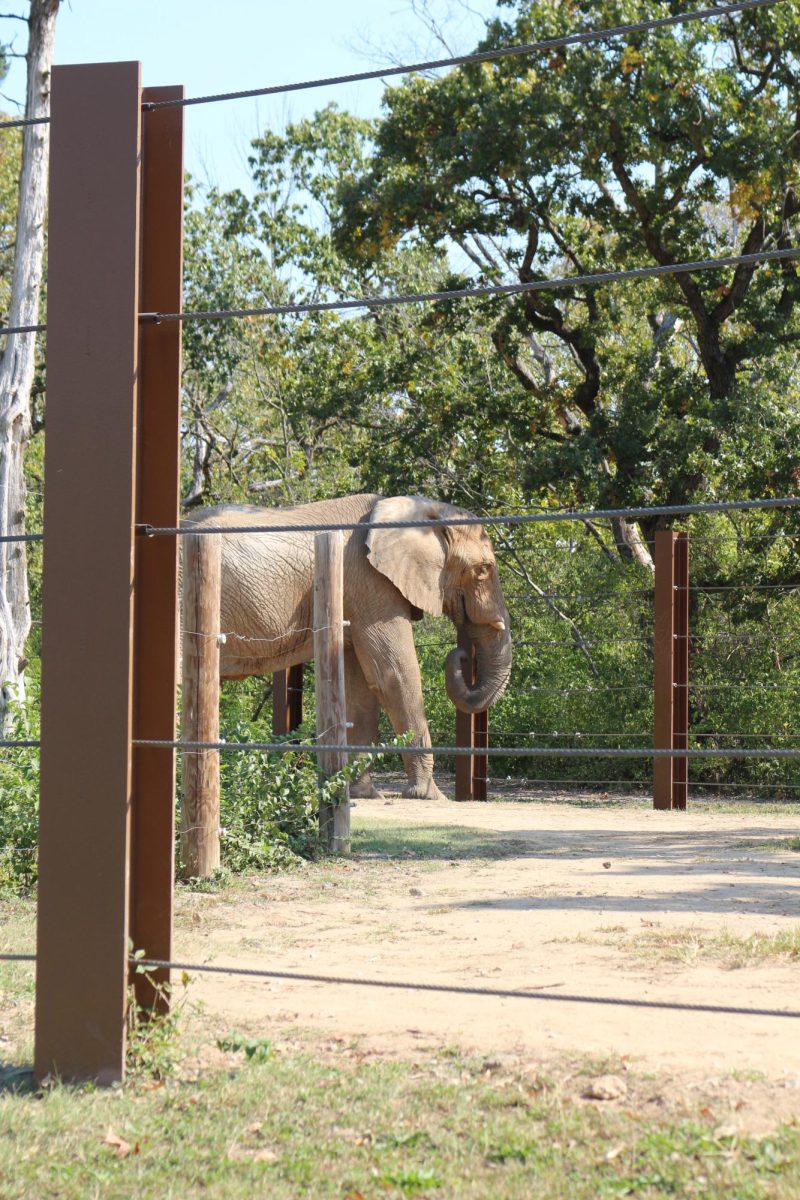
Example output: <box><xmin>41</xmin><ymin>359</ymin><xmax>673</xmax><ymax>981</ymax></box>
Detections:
<box><xmin>653</xmin><ymin>531</ymin><xmax>689</xmax><ymax>810</ymax></box>
<box><xmin>473</xmin><ymin>708</ymin><xmax>489</xmax><ymax>802</ymax></box>
<box><xmin>673</xmin><ymin>533</ymin><xmax>689</xmax><ymax>810</ymax></box>
<box><xmin>272</xmin><ymin>663</ymin><xmax>304</xmax><ymax>736</ymax></box>
<box><xmin>131</xmin><ymin>85</ymin><xmax>184</xmax><ymax>1013</ymax></box>
<box><xmin>454</xmin><ymin>629</ymin><xmax>489</xmax><ymax>801</ymax></box>
<box><xmin>36</xmin><ymin>63</ymin><xmax>143</xmax><ymax>1085</ymax></box>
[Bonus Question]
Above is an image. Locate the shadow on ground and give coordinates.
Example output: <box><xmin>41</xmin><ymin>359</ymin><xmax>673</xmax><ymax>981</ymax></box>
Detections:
<box><xmin>0</xmin><ymin>1063</ymin><xmax>35</xmax><ymax>1095</ymax></box>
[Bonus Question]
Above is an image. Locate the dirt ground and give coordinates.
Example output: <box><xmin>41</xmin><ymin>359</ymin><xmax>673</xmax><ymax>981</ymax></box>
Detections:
<box><xmin>176</xmin><ymin>784</ymin><xmax>800</xmax><ymax>1132</ymax></box>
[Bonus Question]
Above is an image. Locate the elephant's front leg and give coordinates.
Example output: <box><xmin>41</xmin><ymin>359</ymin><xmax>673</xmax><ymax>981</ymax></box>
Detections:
<box><xmin>352</xmin><ymin>620</ymin><xmax>447</xmax><ymax>803</ymax></box>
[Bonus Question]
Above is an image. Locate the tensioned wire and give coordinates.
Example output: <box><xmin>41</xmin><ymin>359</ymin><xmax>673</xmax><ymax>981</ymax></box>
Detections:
<box><xmin>0</xmin><ymin>952</ymin><xmax>796</xmax><ymax>1017</ymax></box>
<box><xmin>0</xmin><ymin>0</ymin><xmax>779</xmax><ymax>132</ymax></box>
<box><xmin>3</xmin><ymin>245</ymin><xmax>799</xmax><ymax>339</ymax></box>
<box><xmin>137</xmin><ymin>495</ymin><xmax>800</xmax><ymax>540</ymax></box>
<box><xmin>139</xmin><ymin>247</ymin><xmax>800</xmax><ymax>327</ymax></box>
<box><xmin>5</xmin><ymin>742</ymin><xmax>800</xmax><ymax>757</ymax></box>
<box><xmin>141</xmin><ymin>1</ymin><xmax>779</xmax><ymax>113</ymax></box>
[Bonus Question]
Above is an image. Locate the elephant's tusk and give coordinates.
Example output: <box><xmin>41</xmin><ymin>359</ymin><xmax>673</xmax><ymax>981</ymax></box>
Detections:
<box><xmin>489</xmin><ymin>619</ymin><xmax>506</xmax><ymax>632</ymax></box>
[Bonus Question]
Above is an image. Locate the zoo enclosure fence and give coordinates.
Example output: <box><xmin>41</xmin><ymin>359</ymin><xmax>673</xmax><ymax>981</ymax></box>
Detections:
<box><xmin>0</xmin><ymin>3</ymin><xmax>798</xmax><ymax>1084</ymax></box>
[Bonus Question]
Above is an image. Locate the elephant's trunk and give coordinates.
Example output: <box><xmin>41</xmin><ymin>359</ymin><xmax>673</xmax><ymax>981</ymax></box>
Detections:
<box><xmin>445</xmin><ymin>616</ymin><xmax>512</xmax><ymax>714</ymax></box>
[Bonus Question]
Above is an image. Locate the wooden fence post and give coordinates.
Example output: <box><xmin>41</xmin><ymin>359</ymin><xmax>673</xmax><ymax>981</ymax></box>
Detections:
<box><xmin>313</xmin><ymin>531</ymin><xmax>350</xmax><ymax>853</ymax></box>
<box><xmin>181</xmin><ymin>533</ymin><xmax>222</xmax><ymax>877</ymax></box>
<box><xmin>35</xmin><ymin>62</ymin><xmax>144</xmax><ymax>1085</ymax></box>
<box><xmin>653</xmin><ymin>530</ymin><xmax>689</xmax><ymax>810</ymax></box>
<box><xmin>454</xmin><ymin>629</ymin><xmax>489</xmax><ymax>801</ymax></box>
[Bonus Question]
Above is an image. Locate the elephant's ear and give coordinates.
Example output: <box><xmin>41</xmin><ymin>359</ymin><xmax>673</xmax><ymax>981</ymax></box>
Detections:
<box><xmin>366</xmin><ymin>496</ymin><xmax>447</xmax><ymax>616</ymax></box>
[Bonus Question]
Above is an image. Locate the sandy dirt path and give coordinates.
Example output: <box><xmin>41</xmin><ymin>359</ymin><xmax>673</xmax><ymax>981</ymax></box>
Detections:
<box><xmin>176</xmin><ymin>793</ymin><xmax>800</xmax><ymax>1124</ymax></box>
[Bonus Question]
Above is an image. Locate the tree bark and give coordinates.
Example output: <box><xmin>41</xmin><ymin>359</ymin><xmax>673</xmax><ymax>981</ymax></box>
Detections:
<box><xmin>0</xmin><ymin>0</ymin><xmax>58</xmax><ymax>729</ymax></box>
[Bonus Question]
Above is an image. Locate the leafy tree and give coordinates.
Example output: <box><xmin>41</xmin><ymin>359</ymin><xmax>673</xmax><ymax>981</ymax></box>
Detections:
<box><xmin>335</xmin><ymin>0</ymin><xmax>800</xmax><ymax>563</ymax></box>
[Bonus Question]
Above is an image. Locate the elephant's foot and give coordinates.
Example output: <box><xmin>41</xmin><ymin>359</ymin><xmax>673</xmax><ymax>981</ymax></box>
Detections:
<box><xmin>402</xmin><ymin>779</ymin><xmax>448</xmax><ymax>803</ymax></box>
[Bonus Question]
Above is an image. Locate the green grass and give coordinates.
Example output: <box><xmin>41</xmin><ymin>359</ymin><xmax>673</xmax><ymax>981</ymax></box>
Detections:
<box><xmin>1</xmin><ymin>1046</ymin><xmax>800</xmax><ymax>1199</ymax></box>
<box><xmin>350</xmin><ymin>819</ymin><xmax>527</xmax><ymax>861</ymax></box>
<box><xmin>561</xmin><ymin>924</ymin><xmax>800</xmax><ymax>969</ymax></box>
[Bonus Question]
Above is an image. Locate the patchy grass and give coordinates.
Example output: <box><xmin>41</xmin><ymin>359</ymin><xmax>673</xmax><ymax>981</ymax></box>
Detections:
<box><xmin>561</xmin><ymin>924</ymin><xmax>800</xmax><ymax>969</ymax></box>
<box><xmin>350</xmin><ymin>819</ymin><xmax>527</xmax><ymax>862</ymax></box>
<box><xmin>1</xmin><ymin>1039</ymin><xmax>800</xmax><ymax>1200</ymax></box>
<box><xmin>732</xmin><ymin>837</ymin><xmax>800</xmax><ymax>854</ymax></box>
<box><xmin>0</xmin><ymin>894</ymin><xmax>36</xmax><ymax>1007</ymax></box>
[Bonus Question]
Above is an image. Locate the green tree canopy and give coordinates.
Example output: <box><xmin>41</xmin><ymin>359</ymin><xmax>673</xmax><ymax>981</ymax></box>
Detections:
<box><xmin>335</xmin><ymin>0</ymin><xmax>800</xmax><ymax>518</ymax></box>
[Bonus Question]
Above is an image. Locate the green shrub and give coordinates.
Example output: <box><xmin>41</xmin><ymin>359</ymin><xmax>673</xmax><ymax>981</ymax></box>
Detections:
<box><xmin>0</xmin><ymin>687</ymin><xmax>40</xmax><ymax>894</ymax></box>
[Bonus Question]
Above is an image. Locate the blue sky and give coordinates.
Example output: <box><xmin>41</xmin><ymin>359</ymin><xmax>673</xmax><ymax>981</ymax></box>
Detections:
<box><xmin>2</xmin><ymin>0</ymin><xmax>499</xmax><ymax>192</ymax></box>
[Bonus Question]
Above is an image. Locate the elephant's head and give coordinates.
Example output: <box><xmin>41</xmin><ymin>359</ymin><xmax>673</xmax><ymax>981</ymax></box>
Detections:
<box><xmin>365</xmin><ymin>496</ymin><xmax>512</xmax><ymax>714</ymax></box>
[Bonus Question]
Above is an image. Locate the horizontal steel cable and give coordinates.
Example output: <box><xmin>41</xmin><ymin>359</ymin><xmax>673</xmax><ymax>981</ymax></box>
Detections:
<box><xmin>2</xmin><ymin>950</ymin><xmax>798</xmax><ymax>1018</ymax></box>
<box><xmin>140</xmin><ymin>246</ymin><xmax>800</xmax><ymax>326</ymax></box>
<box><xmin>692</xmin><ymin>582</ymin><xmax>800</xmax><ymax>592</ymax></box>
<box><xmin>124</xmin><ymin>958</ymin><xmax>800</xmax><ymax>1019</ymax></box>
<box><xmin>138</xmin><ymin>495</ymin><xmax>800</xmax><ymax>539</ymax></box>
<box><xmin>0</xmin><ymin>3</ymin><xmax>776</xmax><ymax>133</ymax></box>
<box><xmin>486</xmin><ymin>778</ymin><xmax>800</xmax><ymax>789</ymax></box>
<box><xmin>0</xmin><ymin>531</ymin><xmax>42</xmax><ymax>544</ymax></box>
<box><xmin>7</xmin><ymin>0</ymin><xmax>790</xmax><ymax>140</ymax></box>
<box><xmin>137</xmin><ymin>2</ymin><xmax>778</xmax><ymax>115</ymax></box>
<box><xmin>7</xmin><ymin>737</ymin><xmax>800</xmax><ymax>755</ymax></box>
<box><xmin>134</xmin><ymin>739</ymin><xmax>800</xmax><ymax>759</ymax></box>
<box><xmin>0</xmin><ymin>320</ymin><xmax>46</xmax><ymax>335</ymax></box>
<box><xmin>528</xmin><ymin>684</ymin><xmax>652</xmax><ymax>693</ymax></box>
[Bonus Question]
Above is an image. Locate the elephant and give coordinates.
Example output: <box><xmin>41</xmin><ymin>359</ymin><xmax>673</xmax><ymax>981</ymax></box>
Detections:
<box><xmin>185</xmin><ymin>493</ymin><xmax>512</xmax><ymax>801</ymax></box>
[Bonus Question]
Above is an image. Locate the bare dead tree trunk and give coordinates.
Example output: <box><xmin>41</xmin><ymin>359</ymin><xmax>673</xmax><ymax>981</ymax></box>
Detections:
<box><xmin>0</xmin><ymin>0</ymin><xmax>58</xmax><ymax>729</ymax></box>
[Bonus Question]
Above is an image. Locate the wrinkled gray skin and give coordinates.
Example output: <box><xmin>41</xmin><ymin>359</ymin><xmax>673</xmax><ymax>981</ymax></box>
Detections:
<box><xmin>186</xmin><ymin>494</ymin><xmax>512</xmax><ymax>801</ymax></box>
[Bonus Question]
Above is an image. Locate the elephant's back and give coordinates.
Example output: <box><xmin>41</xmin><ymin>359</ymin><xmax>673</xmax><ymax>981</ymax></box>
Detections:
<box><xmin>184</xmin><ymin>494</ymin><xmax>381</xmax><ymax>534</ymax></box>
<box><xmin>182</xmin><ymin>496</ymin><xmax>380</xmax><ymax>671</ymax></box>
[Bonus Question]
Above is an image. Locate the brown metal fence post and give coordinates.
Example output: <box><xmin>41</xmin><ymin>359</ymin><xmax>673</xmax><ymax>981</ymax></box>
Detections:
<box><xmin>35</xmin><ymin>62</ymin><xmax>144</xmax><ymax>1085</ymax></box>
<box><xmin>454</xmin><ymin>629</ymin><xmax>489</xmax><ymax>801</ymax></box>
<box><xmin>272</xmin><ymin>663</ymin><xmax>304</xmax><ymax>735</ymax></box>
<box><xmin>673</xmin><ymin>533</ymin><xmax>689</xmax><ymax>810</ymax></box>
<box><xmin>131</xmin><ymin>84</ymin><xmax>184</xmax><ymax>1013</ymax></box>
<box><xmin>653</xmin><ymin>530</ymin><xmax>689</xmax><ymax>810</ymax></box>
<box><xmin>314</xmin><ymin>531</ymin><xmax>350</xmax><ymax>854</ymax></box>
<box><xmin>181</xmin><ymin>533</ymin><xmax>222</xmax><ymax>877</ymax></box>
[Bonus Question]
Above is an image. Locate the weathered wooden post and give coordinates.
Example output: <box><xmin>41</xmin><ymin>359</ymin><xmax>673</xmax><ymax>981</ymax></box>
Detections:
<box><xmin>313</xmin><ymin>530</ymin><xmax>350</xmax><ymax>853</ymax></box>
<box><xmin>653</xmin><ymin>530</ymin><xmax>689</xmax><ymax>810</ymax></box>
<box><xmin>181</xmin><ymin>532</ymin><xmax>222</xmax><ymax>876</ymax></box>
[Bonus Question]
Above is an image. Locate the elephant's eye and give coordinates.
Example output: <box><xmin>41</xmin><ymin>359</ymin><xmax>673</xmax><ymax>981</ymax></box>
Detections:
<box><xmin>473</xmin><ymin>563</ymin><xmax>492</xmax><ymax>582</ymax></box>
